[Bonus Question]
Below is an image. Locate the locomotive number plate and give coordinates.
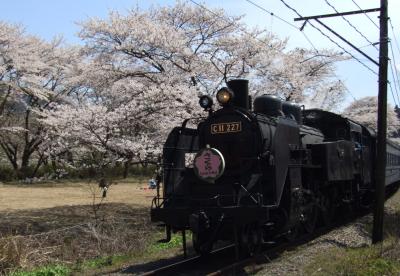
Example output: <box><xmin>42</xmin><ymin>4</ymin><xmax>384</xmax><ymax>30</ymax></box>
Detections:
<box><xmin>211</xmin><ymin>122</ymin><xmax>242</xmax><ymax>134</ymax></box>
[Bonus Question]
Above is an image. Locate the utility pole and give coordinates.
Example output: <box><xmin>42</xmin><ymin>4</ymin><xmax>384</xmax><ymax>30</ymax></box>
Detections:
<box><xmin>372</xmin><ymin>0</ymin><xmax>388</xmax><ymax>244</ymax></box>
<box><xmin>294</xmin><ymin>0</ymin><xmax>388</xmax><ymax>244</ymax></box>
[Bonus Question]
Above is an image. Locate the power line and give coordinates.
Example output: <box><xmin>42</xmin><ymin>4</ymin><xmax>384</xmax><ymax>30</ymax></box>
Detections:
<box><xmin>324</xmin><ymin>0</ymin><xmax>378</xmax><ymax>51</ymax></box>
<box><xmin>351</xmin><ymin>0</ymin><xmax>379</xmax><ymax>29</ymax></box>
<box><xmin>388</xmin><ymin>44</ymin><xmax>400</xmax><ymax>104</ymax></box>
<box><xmin>243</xmin><ymin>0</ymin><xmax>356</xmax><ymax>103</ymax></box>
<box><xmin>388</xmin><ymin>19</ymin><xmax>400</xmax><ymax>107</ymax></box>
<box><xmin>389</xmin><ymin>42</ymin><xmax>400</xmax><ymax>93</ymax></box>
<box><xmin>244</xmin><ymin>0</ymin><xmax>297</xmax><ymax>29</ymax></box>
<box><xmin>187</xmin><ymin>0</ymin><xmax>281</xmax><ymax>50</ymax></box>
<box><xmin>389</xmin><ymin>19</ymin><xmax>400</xmax><ymax>59</ymax></box>
<box><xmin>188</xmin><ymin>0</ymin><xmax>357</xmax><ymax>104</ymax></box>
<box><xmin>388</xmin><ymin>81</ymin><xmax>398</xmax><ymax>107</ymax></box>
<box><xmin>188</xmin><ymin>0</ymin><xmax>322</xmax><ymax>54</ymax></box>
<box><xmin>243</xmin><ymin>0</ymin><xmax>319</xmax><ymax>52</ymax></box>
<box><xmin>187</xmin><ymin>0</ymin><xmax>225</xmax><ymax>19</ymax></box>
<box><xmin>341</xmin><ymin>80</ymin><xmax>357</xmax><ymax>101</ymax></box>
<box><xmin>278</xmin><ymin>0</ymin><xmax>378</xmax><ymax>76</ymax></box>
<box><xmin>358</xmin><ymin>41</ymin><xmax>380</xmax><ymax>49</ymax></box>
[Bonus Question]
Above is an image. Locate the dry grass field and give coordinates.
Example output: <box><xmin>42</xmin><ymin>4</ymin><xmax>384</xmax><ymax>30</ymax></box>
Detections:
<box><xmin>1</xmin><ymin>180</ymin><xmax>399</xmax><ymax>275</ymax></box>
<box><xmin>0</xmin><ymin>179</ymin><xmax>157</xmax><ymax>211</ymax></box>
<box><xmin>0</xmin><ymin>179</ymin><xmax>162</xmax><ymax>275</ymax></box>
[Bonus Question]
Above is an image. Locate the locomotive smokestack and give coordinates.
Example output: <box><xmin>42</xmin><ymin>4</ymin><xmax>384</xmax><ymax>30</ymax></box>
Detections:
<box><xmin>227</xmin><ymin>79</ymin><xmax>249</xmax><ymax>110</ymax></box>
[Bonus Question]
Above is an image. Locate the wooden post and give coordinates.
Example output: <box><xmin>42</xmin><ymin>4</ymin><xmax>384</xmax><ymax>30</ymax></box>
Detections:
<box><xmin>372</xmin><ymin>0</ymin><xmax>389</xmax><ymax>244</ymax></box>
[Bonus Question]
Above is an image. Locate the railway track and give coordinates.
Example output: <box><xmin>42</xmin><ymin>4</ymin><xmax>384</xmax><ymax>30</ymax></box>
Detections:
<box><xmin>138</xmin><ymin>211</ymin><xmax>370</xmax><ymax>276</ymax></box>
<box><xmin>138</xmin><ymin>239</ymin><xmax>298</xmax><ymax>275</ymax></box>
<box><xmin>108</xmin><ymin>191</ymin><xmax>397</xmax><ymax>275</ymax></box>
<box><xmin>141</xmin><ymin>245</ymin><xmax>235</xmax><ymax>275</ymax></box>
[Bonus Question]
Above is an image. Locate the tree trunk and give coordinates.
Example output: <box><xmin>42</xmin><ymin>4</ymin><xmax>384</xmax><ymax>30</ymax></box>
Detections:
<box><xmin>19</xmin><ymin>158</ymin><xmax>30</xmax><ymax>179</ymax></box>
<box><xmin>123</xmin><ymin>159</ymin><xmax>131</xmax><ymax>178</ymax></box>
<box><xmin>31</xmin><ymin>154</ymin><xmax>45</xmax><ymax>179</ymax></box>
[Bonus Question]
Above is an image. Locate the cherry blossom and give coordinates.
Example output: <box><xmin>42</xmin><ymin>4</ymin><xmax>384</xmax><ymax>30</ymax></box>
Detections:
<box><xmin>1</xmin><ymin>3</ymin><xmax>351</xmax><ymax>177</ymax></box>
<box><xmin>0</xmin><ymin>21</ymin><xmax>80</xmax><ymax>178</ymax></box>
<box><xmin>342</xmin><ymin>96</ymin><xmax>400</xmax><ymax>138</ymax></box>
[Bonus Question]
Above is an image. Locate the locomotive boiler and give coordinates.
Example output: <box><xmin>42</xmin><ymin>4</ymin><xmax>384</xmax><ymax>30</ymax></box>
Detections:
<box><xmin>151</xmin><ymin>79</ymin><xmax>400</xmax><ymax>256</ymax></box>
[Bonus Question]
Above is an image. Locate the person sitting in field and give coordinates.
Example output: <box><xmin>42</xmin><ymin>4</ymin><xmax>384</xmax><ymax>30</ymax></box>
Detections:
<box><xmin>148</xmin><ymin>178</ymin><xmax>157</xmax><ymax>189</ymax></box>
<box><xmin>98</xmin><ymin>178</ymin><xmax>110</xmax><ymax>197</ymax></box>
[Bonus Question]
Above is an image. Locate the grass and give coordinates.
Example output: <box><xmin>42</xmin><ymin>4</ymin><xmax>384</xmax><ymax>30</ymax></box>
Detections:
<box><xmin>147</xmin><ymin>233</ymin><xmax>188</xmax><ymax>252</ymax></box>
<box><xmin>10</xmin><ymin>265</ymin><xmax>70</xmax><ymax>276</ymax></box>
<box><xmin>304</xmin><ymin>189</ymin><xmax>400</xmax><ymax>276</ymax></box>
<box><xmin>0</xmin><ymin>177</ymin><xmax>172</xmax><ymax>275</ymax></box>
<box><xmin>10</xmin><ymin>232</ymin><xmax>187</xmax><ymax>276</ymax></box>
<box><xmin>80</xmin><ymin>254</ymin><xmax>132</xmax><ymax>269</ymax></box>
<box><xmin>3</xmin><ymin>179</ymin><xmax>400</xmax><ymax>275</ymax></box>
<box><xmin>0</xmin><ymin>174</ymin><xmax>184</xmax><ymax>275</ymax></box>
<box><xmin>2</xmin><ymin>175</ymin><xmax>154</xmax><ymax>186</ymax></box>
<box><xmin>0</xmin><ymin>178</ymin><xmax>155</xmax><ymax>211</ymax></box>
<box><xmin>304</xmin><ymin>238</ymin><xmax>400</xmax><ymax>275</ymax></box>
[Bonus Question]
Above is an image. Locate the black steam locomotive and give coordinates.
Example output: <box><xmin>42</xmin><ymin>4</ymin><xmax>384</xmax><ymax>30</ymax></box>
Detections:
<box><xmin>151</xmin><ymin>79</ymin><xmax>400</xmax><ymax>256</ymax></box>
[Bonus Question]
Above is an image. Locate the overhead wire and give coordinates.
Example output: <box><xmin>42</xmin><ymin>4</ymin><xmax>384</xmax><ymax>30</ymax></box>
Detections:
<box><xmin>389</xmin><ymin>19</ymin><xmax>400</xmax><ymax>60</ymax></box>
<box><xmin>278</xmin><ymin>0</ymin><xmax>378</xmax><ymax>76</ymax></box>
<box><xmin>324</xmin><ymin>0</ymin><xmax>378</xmax><ymax>51</ymax></box>
<box><xmin>349</xmin><ymin>1</ymin><xmax>400</xmax><ymax>107</ymax></box>
<box><xmin>341</xmin><ymin>81</ymin><xmax>357</xmax><ymax>101</ymax></box>
<box><xmin>243</xmin><ymin>0</ymin><xmax>319</xmax><ymax>52</ymax></box>
<box><xmin>187</xmin><ymin>0</ymin><xmax>284</xmax><ymax>50</ymax></box>
<box><xmin>388</xmin><ymin>18</ymin><xmax>400</xmax><ymax>107</ymax></box>
<box><xmin>351</xmin><ymin>0</ymin><xmax>379</xmax><ymax>30</ymax></box>
<box><xmin>188</xmin><ymin>0</ymin><xmax>320</xmax><ymax>53</ymax></box>
<box><xmin>388</xmin><ymin>81</ymin><xmax>398</xmax><ymax>107</ymax></box>
<box><xmin>389</xmin><ymin>42</ymin><xmax>400</xmax><ymax>93</ymax></box>
<box><xmin>389</xmin><ymin>43</ymin><xmax>400</xmax><ymax>104</ymax></box>
<box><xmin>245</xmin><ymin>0</ymin><xmax>358</xmax><ymax>101</ymax></box>
<box><xmin>243</xmin><ymin>0</ymin><xmax>297</xmax><ymax>29</ymax></box>
<box><xmin>188</xmin><ymin>0</ymin><xmax>376</xmax><ymax>102</ymax></box>
<box><xmin>358</xmin><ymin>42</ymin><xmax>380</xmax><ymax>49</ymax></box>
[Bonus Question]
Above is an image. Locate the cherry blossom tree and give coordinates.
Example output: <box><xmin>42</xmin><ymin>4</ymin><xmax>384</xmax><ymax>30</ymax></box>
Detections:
<box><xmin>41</xmin><ymin>2</ymin><xmax>347</xmax><ymax>170</ymax></box>
<box><xmin>0</xmin><ymin>21</ymin><xmax>80</xmax><ymax>178</ymax></box>
<box><xmin>77</xmin><ymin>3</ymin><xmax>347</xmax><ymax>98</ymax></box>
<box><xmin>342</xmin><ymin>96</ymin><xmax>400</xmax><ymax>138</ymax></box>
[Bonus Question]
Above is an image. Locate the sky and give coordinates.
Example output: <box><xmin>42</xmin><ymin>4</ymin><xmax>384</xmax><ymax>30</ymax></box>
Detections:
<box><xmin>1</xmin><ymin>0</ymin><xmax>400</xmax><ymax>110</ymax></box>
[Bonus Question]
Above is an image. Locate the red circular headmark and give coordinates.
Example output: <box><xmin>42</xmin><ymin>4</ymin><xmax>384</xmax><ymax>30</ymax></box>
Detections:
<box><xmin>193</xmin><ymin>147</ymin><xmax>225</xmax><ymax>183</ymax></box>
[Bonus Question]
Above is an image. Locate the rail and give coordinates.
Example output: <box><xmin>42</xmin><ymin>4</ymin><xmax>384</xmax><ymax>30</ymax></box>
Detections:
<box><xmin>140</xmin><ymin>208</ymin><xmax>373</xmax><ymax>276</ymax></box>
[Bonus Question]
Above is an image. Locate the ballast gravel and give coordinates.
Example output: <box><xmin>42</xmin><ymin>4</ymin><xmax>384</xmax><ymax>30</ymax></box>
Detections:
<box><xmin>253</xmin><ymin>207</ymin><xmax>398</xmax><ymax>276</ymax></box>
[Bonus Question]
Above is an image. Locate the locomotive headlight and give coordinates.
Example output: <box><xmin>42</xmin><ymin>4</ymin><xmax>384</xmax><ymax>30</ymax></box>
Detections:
<box><xmin>199</xmin><ymin>95</ymin><xmax>213</xmax><ymax>110</ymax></box>
<box><xmin>216</xmin><ymin>87</ymin><xmax>234</xmax><ymax>106</ymax></box>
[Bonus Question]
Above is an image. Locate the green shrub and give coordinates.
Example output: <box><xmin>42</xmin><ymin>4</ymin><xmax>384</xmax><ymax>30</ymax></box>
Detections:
<box><xmin>304</xmin><ymin>239</ymin><xmax>400</xmax><ymax>276</ymax></box>
<box><xmin>10</xmin><ymin>264</ymin><xmax>70</xmax><ymax>276</ymax></box>
<box><xmin>0</xmin><ymin>162</ymin><xmax>156</xmax><ymax>182</ymax></box>
<box><xmin>78</xmin><ymin>254</ymin><xmax>131</xmax><ymax>270</ymax></box>
<box><xmin>0</xmin><ymin>165</ymin><xmax>16</xmax><ymax>181</ymax></box>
